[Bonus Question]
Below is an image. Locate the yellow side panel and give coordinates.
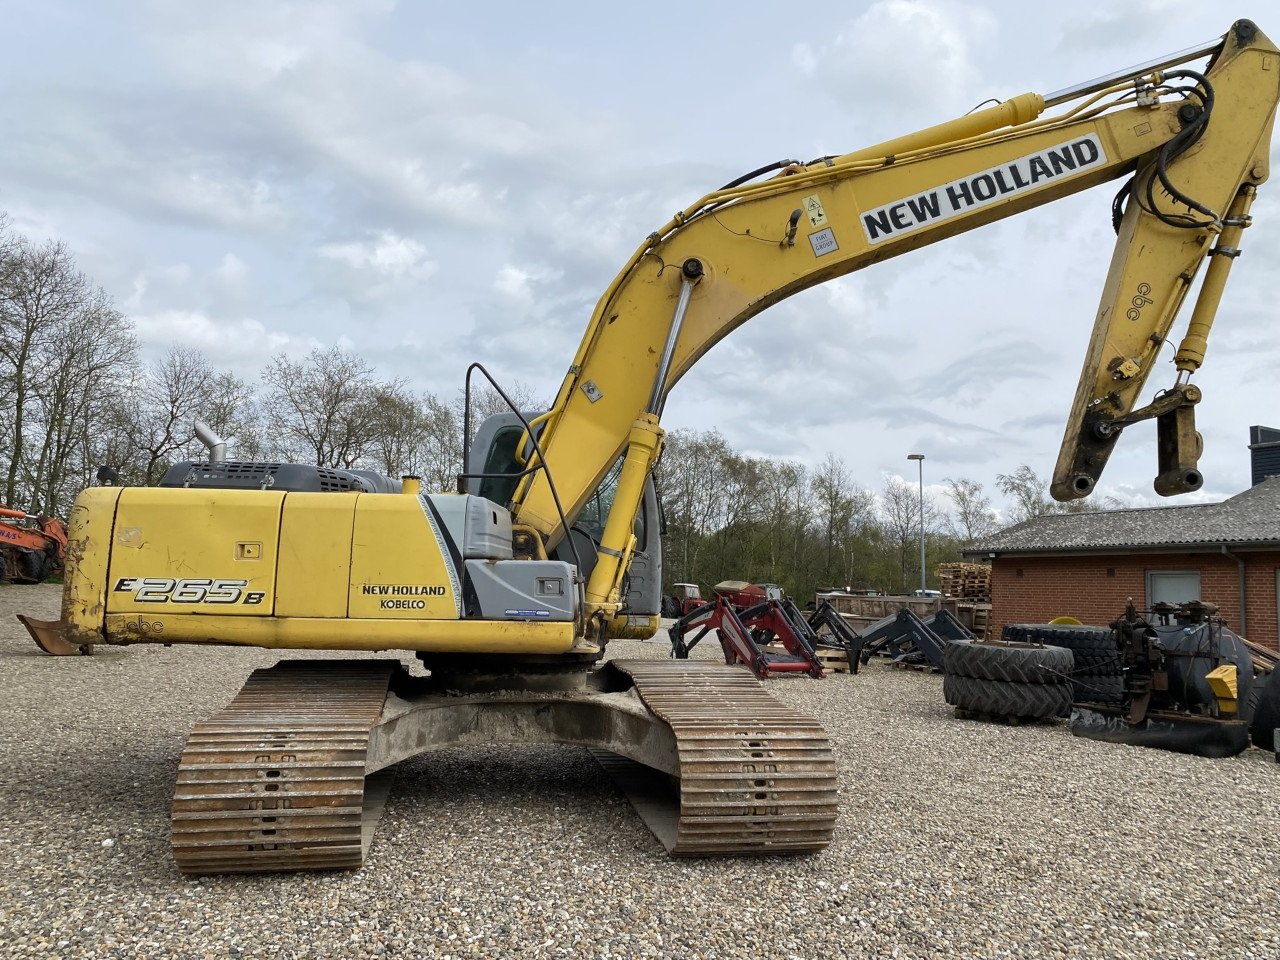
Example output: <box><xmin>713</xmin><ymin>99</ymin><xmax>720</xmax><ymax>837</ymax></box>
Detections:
<box><xmin>348</xmin><ymin>495</ymin><xmax>461</xmax><ymax>620</ymax></box>
<box><xmin>276</xmin><ymin>493</ymin><xmax>357</xmax><ymax>618</ymax></box>
<box><xmin>103</xmin><ymin>613</ymin><xmax>576</xmax><ymax>654</ymax></box>
<box><xmin>61</xmin><ymin>486</ymin><xmax>123</xmax><ymax>645</ymax></box>
<box><xmin>107</xmin><ymin>488</ymin><xmax>284</xmax><ymax>616</ymax></box>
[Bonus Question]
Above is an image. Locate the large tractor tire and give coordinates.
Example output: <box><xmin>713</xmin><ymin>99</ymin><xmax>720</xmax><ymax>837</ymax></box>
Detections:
<box><xmin>944</xmin><ymin>674</ymin><xmax>1072</xmax><ymax>720</ymax></box>
<box><xmin>1072</xmin><ymin>673</ymin><xmax>1125</xmax><ymax>708</ymax></box>
<box><xmin>1003</xmin><ymin>624</ymin><xmax>1122</xmax><ymax>678</ymax></box>
<box><xmin>17</xmin><ymin>549</ymin><xmax>51</xmax><ymax>584</ymax></box>
<box><xmin>944</xmin><ymin>640</ymin><xmax>1073</xmax><ymax>685</ymax></box>
<box><xmin>1249</xmin><ymin>672</ymin><xmax>1280</xmax><ymax>750</ymax></box>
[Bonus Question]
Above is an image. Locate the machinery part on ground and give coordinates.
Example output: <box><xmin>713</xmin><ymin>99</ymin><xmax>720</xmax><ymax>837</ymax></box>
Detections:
<box><xmin>1072</xmin><ymin>673</ymin><xmax>1125</xmax><ymax>708</ymax></box>
<box><xmin>1003</xmin><ymin>624</ymin><xmax>1123</xmax><ymax>678</ymax></box>
<box><xmin>1069</xmin><ymin>602</ymin><xmax>1255</xmax><ymax>755</ymax></box>
<box><xmin>1002</xmin><ymin>624</ymin><xmax>1125</xmax><ymax>705</ymax></box>
<box><xmin>171</xmin><ymin>658</ymin><xmax>836</xmax><ymax>873</ymax></box>
<box><xmin>944</xmin><ymin>674</ymin><xmax>1073</xmax><ymax>720</ymax></box>
<box><xmin>857</xmin><ymin>607</ymin><xmax>956</xmax><ymax>671</ymax></box>
<box><xmin>943</xmin><ymin>640</ymin><xmax>1073</xmax><ymax>685</ymax></box>
<box><xmin>0</xmin><ymin>509</ymin><xmax>67</xmax><ymax>586</ymax></box>
<box><xmin>799</xmin><ymin>600</ymin><xmax>863</xmax><ymax>673</ymax></box>
<box><xmin>669</xmin><ymin>596</ymin><xmax>824</xmax><ymax>679</ymax></box>
<box><xmin>1069</xmin><ymin>706</ymin><xmax>1250</xmax><ymax>758</ymax></box>
<box><xmin>1248</xmin><ymin>671</ymin><xmax>1280</xmax><ymax>750</ymax></box>
<box><xmin>17</xmin><ymin>614</ymin><xmax>92</xmax><ymax>656</ymax></box>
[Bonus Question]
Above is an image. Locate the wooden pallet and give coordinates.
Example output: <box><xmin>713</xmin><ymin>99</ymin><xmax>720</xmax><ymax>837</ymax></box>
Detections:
<box><xmin>936</xmin><ymin>562</ymin><xmax>992</xmax><ymax>602</ymax></box>
<box><xmin>889</xmin><ymin>660</ymin><xmax>940</xmax><ymax>674</ymax></box>
<box><xmin>1244</xmin><ymin>638</ymin><xmax>1279</xmax><ymax>674</ymax></box>
<box><xmin>814</xmin><ymin>649</ymin><xmax>852</xmax><ymax>674</ymax></box>
<box><xmin>954</xmin><ymin>602</ymin><xmax>992</xmax><ymax>641</ymax></box>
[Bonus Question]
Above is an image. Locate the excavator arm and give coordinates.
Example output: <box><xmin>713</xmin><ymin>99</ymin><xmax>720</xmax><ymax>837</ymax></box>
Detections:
<box><xmin>510</xmin><ymin>21</ymin><xmax>1279</xmax><ymax>628</ymax></box>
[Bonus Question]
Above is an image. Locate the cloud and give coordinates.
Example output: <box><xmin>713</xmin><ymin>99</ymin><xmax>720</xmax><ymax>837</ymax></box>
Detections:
<box><xmin>493</xmin><ymin>262</ymin><xmax>565</xmax><ymax>306</ymax></box>
<box><xmin>215</xmin><ymin>253</ymin><xmax>248</xmax><ymax>286</ymax></box>
<box><xmin>131</xmin><ymin>309</ymin><xmax>298</xmax><ymax>372</ymax></box>
<box><xmin>792</xmin><ymin>0</ymin><xmax>998</xmax><ymax>128</ymax></box>
<box><xmin>1055</xmin><ymin>0</ymin><xmax>1183</xmax><ymax>53</ymax></box>
<box><xmin>318</xmin><ymin>231</ymin><xmax>435</xmax><ymax>278</ymax></box>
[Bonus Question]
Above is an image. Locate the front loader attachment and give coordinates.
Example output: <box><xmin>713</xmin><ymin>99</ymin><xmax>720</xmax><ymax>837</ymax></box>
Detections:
<box><xmin>669</xmin><ymin>596</ymin><xmax>824</xmax><ymax>678</ymax></box>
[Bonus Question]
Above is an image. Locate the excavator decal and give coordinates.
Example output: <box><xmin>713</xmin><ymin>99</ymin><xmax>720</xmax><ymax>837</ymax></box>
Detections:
<box><xmin>861</xmin><ymin>134</ymin><xmax>1107</xmax><ymax>241</ymax></box>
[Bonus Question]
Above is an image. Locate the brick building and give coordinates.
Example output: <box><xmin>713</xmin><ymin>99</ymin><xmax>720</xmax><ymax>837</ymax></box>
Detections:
<box><xmin>965</xmin><ymin>477</ymin><xmax>1280</xmax><ymax>649</ymax></box>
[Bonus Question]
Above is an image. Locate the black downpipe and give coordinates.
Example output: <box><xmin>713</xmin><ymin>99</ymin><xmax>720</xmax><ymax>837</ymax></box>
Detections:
<box><xmin>1219</xmin><ymin>544</ymin><xmax>1247</xmax><ymax>636</ymax></box>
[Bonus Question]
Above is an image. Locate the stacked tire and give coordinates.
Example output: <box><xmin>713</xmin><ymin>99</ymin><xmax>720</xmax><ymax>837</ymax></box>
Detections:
<box><xmin>943</xmin><ymin>640</ymin><xmax>1074</xmax><ymax>720</ymax></box>
<box><xmin>1003</xmin><ymin>624</ymin><xmax>1124</xmax><ymax>708</ymax></box>
<box><xmin>1247</xmin><ymin>671</ymin><xmax>1278</xmax><ymax>750</ymax></box>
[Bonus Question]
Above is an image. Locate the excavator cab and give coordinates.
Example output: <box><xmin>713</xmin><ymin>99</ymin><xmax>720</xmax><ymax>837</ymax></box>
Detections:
<box><xmin>467</xmin><ymin>412</ymin><xmax>663</xmax><ymax>636</ymax></box>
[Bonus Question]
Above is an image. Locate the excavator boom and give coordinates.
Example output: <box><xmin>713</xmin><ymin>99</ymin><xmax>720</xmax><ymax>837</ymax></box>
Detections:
<box><xmin>513</xmin><ymin>21</ymin><xmax>1278</xmax><ymax>615</ymax></box>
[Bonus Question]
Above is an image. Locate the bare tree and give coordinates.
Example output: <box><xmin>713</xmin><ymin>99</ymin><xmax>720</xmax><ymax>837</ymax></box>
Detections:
<box><xmin>0</xmin><ymin>233</ymin><xmax>138</xmax><ymax>513</ymax></box>
<box><xmin>201</xmin><ymin>370</ymin><xmax>266</xmax><ymax>462</ymax></box>
<box><xmin>24</xmin><ymin>292</ymin><xmax>135</xmax><ymax>512</ymax></box>
<box><xmin>0</xmin><ymin>240</ymin><xmax>92</xmax><ymax>505</ymax></box>
<box><xmin>811</xmin><ymin>454</ymin><xmax>874</xmax><ymax>587</ymax></box>
<box><xmin>656</xmin><ymin>429</ymin><xmax>735</xmax><ymax>584</ymax></box>
<box><xmin>129</xmin><ymin>346</ymin><xmax>219</xmax><ymax>484</ymax></box>
<box><xmin>880</xmin><ymin>475</ymin><xmax>941</xmax><ymax>592</ymax></box>
<box><xmin>261</xmin><ymin>347</ymin><xmax>378</xmax><ymax>467</ymax></box>
<box><xmin>995</xmin><ymin>464</ymin><xmax>1053</xmax><ymax>524</ymax></box>
<box><xmin>416</xmin><ymin>393</ymin><xmax>463</xmax><ymax>493</ymax></box>
<box><xmin>944</xmin><ymin>476</ymin><xmax>1000</xmax><ymax>541</ymax></box>
<box><xmin>365</xmin><ymin>381</ymin><xmax>428</xmax><ymax>478</ymax></box>
<box><xmin>996</xmin><ymin>463</ymin><xmax>1120</xmax><ymax>524</ymax></box>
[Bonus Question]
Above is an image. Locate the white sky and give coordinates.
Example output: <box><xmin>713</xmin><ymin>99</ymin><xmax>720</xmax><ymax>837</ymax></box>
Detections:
<box><xmin>2</xmin><ymin>0</ymin><xmax>1277</xmax><ymax>516</ymax></box>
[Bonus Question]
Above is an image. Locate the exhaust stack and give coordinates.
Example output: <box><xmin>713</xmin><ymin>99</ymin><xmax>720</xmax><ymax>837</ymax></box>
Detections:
<box><xmin>194</xmin><ymin>420</ymin><xmax>227</xmax><ymax>463</ymax></box>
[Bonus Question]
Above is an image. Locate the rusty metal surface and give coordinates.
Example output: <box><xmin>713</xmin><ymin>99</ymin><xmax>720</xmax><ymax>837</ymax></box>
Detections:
<box><xmin>611</xmin><ymin>660</ymin><xmax>837</xmax><ymax>855</ymax></box>
<box><xmin>16</xmin><ymin>614</ymin><xmax>89</xmax><ymax>656</ymax></box>
<box><xmin>171</xmin><ymin>660</ymin><xmax>395</xmax><ymax>875</ymax></box>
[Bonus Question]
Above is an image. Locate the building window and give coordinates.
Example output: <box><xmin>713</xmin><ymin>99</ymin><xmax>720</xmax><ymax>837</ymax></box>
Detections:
<box><xmin>1107</xmin><ymin>567</ymin><xmax>1116</xmax><ymax>578</ymax></box>
<box><xmin>1145</xmin><ymin>570</ymin><xmax>1201</xmax><ymax>608</ymax></box>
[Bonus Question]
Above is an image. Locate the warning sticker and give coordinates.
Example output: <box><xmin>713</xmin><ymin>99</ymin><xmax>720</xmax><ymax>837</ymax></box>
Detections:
<box><xmin>803</xmin><ymin>194</ymin><xmax>827</xmax><ymax>228</ymax></box>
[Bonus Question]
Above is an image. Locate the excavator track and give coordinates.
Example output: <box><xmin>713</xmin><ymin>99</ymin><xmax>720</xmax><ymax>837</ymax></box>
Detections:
<box><xmin>171</xmin><ymin>660</ymin><xmax>395</xmax><ymax>875</ymax></box>
<box><xmin>170</xmin><ymin>657</ymin><xmax>835</xmax><ymax>874</ymax></box>
<box><xmin>610</xmin><ymin>660</ymin><xmax>837</xmax><ymax>854</ymax></box>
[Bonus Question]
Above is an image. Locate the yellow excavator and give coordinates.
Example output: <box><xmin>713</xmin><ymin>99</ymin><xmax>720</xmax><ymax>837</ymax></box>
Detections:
<box><xmin>21</xmin><ymin>20</ymin><xmax>1279</xmax><ymax>873</ymax></box>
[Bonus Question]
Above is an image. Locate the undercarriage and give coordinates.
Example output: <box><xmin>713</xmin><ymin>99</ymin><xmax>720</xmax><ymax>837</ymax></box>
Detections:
<box><xmin>170</xmin><ymin>658</ymin><xmax>838</xmax><ymax>874</ymax></box>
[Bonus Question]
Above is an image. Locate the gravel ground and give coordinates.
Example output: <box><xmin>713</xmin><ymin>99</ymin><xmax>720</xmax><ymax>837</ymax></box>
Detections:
<box><xmin>3</xmin><ymin>582</ymin><xmax>1280</xmax><ymax>959</ymax></box>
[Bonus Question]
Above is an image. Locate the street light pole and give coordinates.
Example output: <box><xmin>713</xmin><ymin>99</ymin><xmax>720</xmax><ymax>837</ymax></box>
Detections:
<box><xmin>907</xmin><ymin>453</ymin><xmax>926</xmax><ymax>594</ymax></box>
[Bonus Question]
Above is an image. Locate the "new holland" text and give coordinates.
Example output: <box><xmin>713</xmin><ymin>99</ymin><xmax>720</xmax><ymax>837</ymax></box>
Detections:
<box><xmin>860</xmin><ymin>135</ymin><xmax>1107</xmax><ymax>244</ymax></box>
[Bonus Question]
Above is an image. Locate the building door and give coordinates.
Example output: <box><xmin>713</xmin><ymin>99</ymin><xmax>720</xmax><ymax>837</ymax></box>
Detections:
<box><xmin>1146</xmin><ymin>570</ymin><xmax>1202</xmax><ymax>607</ymax></box>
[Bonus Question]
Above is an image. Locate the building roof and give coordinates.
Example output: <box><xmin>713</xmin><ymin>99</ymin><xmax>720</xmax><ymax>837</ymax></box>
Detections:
<box><xmin>965</xmin><ymin>477</ymin><xmax>1280</xmax><ymax>556</ymax></box>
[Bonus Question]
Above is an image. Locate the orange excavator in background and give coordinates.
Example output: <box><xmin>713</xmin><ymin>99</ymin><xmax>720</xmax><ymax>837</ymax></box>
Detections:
<box><xmin>4</xmin><ymin>507</ymin><xmax>81</xmax><ymax>655</ymax></box>
<box><xmin>0</xmin><ymin>507</ymin><xmax>67</xmax><ymax>587</ymax></box>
